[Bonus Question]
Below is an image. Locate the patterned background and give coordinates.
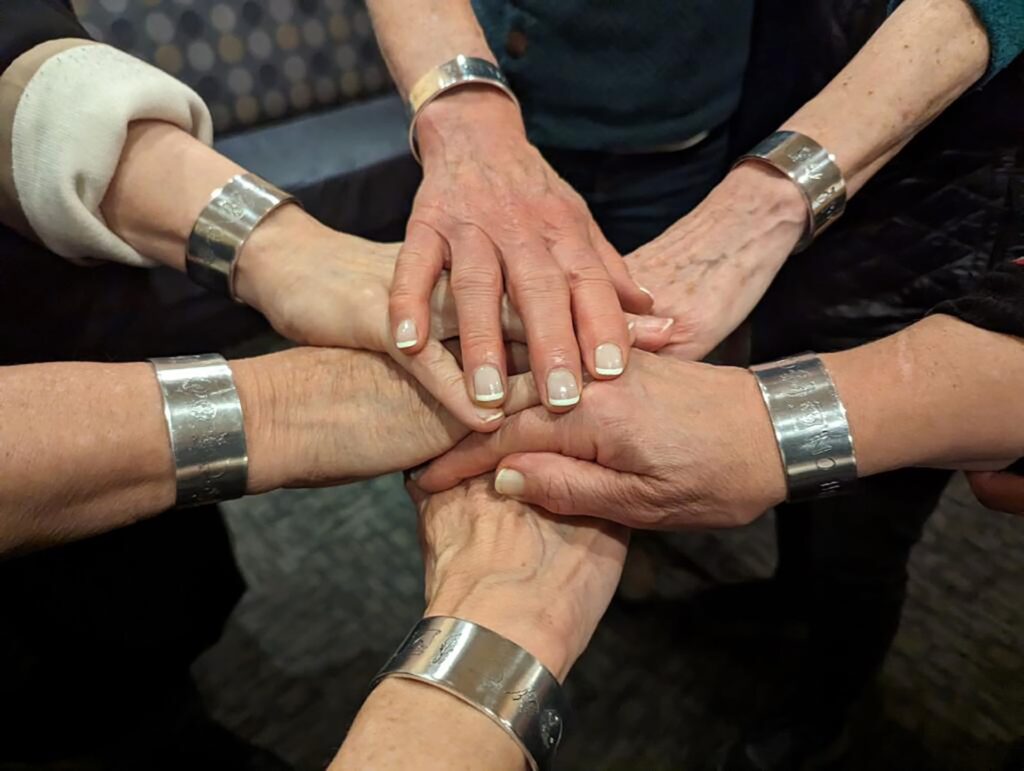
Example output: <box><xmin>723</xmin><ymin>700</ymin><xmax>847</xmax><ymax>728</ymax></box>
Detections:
<box><xmin>70</xmin><ymin>0</ymin><xmax>393</xmax><ymax>134</ymax></box>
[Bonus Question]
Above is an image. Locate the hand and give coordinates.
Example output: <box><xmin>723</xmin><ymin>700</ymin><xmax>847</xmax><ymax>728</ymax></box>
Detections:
<box><xmin>967</xmin><ymin>467</ymin><xmax>1024</xmax><ymax>516</ymax></box>
<box><xmin>233</xmin><ymin>206</ymin><xmax>673</xmax><ymax>431</ymax></box>
<box><xmin>389</xmin><ymin>89</ymin><xmax>655</xmax><ymax>413</ymax></box>
<box><xmin>234</xmin><ymin>347</ymin><xmax>543</xmax><ymax>493</ymax></box>
<box><xmin>408</xmin><ymin>475</ymin><xmax>628</xmax><ymax>680</ymax></box>
<box><xmin>418</xmin><ymin>351</ymin><xmax>787</xmax><ymax>530</ymax></box>
<box><xmin>626</xmin><ymin>164</ymin><xmax>807</xmax><ymax>361</ymax></box>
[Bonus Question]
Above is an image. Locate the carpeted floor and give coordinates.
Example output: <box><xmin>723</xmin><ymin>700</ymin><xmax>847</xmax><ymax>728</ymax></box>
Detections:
<box><xmin>193</xmin><ymin>473</ymin><xmax>1023</xmax><ymax>770</ymax></box>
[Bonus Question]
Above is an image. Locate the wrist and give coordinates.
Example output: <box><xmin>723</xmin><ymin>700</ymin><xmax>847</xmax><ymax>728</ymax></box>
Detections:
<box><xmin>714</xmin><ymin>163</ymin><xmax>808</xmax><ymax>265</ymax></box>
<box><xmin>415</xmin><ymin>87</ymin><xmax>527</xmax><ymax>164</ymax></box>
<box><xmin>426</xmin><ymin>582</ymin><xmax>575</xmax><ymax>682</ymax></box>
<box><xmin>229</xmin><ymin>354</ymin><xmax>293</xmax><ymax>494</ymax></box>
<box><xmin>232</xmin><ymin>203</ymin><xmax>330</xmax><ymax>311</ymax></box>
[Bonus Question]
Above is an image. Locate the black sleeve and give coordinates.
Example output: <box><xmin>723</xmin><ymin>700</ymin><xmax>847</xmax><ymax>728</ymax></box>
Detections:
<box><xmin>0</xmin><ymin>0</ymin><xmax>91</xmax><ymax>75</ymax></box>
<box><xmin>930</xmin><ymin>261</ymin><xmax>1024</xmax><ymax>338</ymax></box>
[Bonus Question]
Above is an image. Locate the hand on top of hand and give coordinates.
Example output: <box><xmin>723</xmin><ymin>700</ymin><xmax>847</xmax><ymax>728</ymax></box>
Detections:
<box><xmin>409</xmin><ymin>475</ymin><xmax>628</xmax><ymax>680</ymax></box>
<box><xmin>417</xmin><ymin>350</ymin><xmax>787</xmax><ymax>530</ymax></box>
<box><xmin>625</xmin><ymin>163</ymin><xmax>807</xmax><ymax>361</ymax></box>
<box><xmin>232</xmin><ymin>205</ymin><xmax>674</xmax><ymax>433</ymax></box>
<box><xmin>389</xmin><ymin>89</ymin><xmax>656</xmax><ymax>414</ymax></box>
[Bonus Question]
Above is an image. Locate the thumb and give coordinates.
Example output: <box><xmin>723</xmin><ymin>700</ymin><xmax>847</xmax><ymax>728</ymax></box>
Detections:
<box><xmin>494</xmin><ymin>453</ymin><xmax>645</xmax><ymax>526</ymax></box>
<box><xmin>967</xmin><ymin>471</ymin><xmax>1024</xmax><ymax>516</ymax></box>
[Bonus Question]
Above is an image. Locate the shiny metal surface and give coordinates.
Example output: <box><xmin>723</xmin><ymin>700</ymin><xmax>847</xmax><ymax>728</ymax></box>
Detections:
<box><xmin>186</xmin><ymin>173</ymin><xmax>297</xmax><ymax>299</ymax></box>
<box><xmin>374</xmin><ymin>616</ymin><xmax>566</xmax><ymax>771</ymax></box>
<box><xmin>407</xmin><ymin>55</ymin><xmax>519</xmax><ymax>163</ymax></box>
<box><xmin>735</xmin><ymin>130</ymin><xmax>846</xmax><ymax>252</ymax></box>
<box><xmin>150</xmin><ymin>354</ymin><xmax>248</xmax><ymax>507</ymax></box>
<box><xmin>751</xmin><ymin>353</ymin><xmax>858</xmax><ymax>501</ymax></box>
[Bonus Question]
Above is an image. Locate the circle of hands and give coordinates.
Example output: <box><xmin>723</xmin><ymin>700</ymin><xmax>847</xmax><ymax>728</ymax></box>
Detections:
<box><xmin>244</xmin><ymin>152</ymin><xmax>800</xmax><ymax>669</ymax></box>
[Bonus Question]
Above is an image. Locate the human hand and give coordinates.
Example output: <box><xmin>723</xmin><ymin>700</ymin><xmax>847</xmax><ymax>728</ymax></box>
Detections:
<box><xmin>626</xmin><ymin>164</ymin><xmax>807</xmax><ymax>361</ymax></box>
<box><xmin>418</xmin><ymin>351</ymin><xmax>787</xmax><ymax>530</ymax></box>
<box><xmin>233</xmin><ymin>206</ymin><xmax>672</xmax><ymax>432</ymax></box>
<box><xmin>408</xmin><ymin>475</ymin><xmax>628</xmax><ymax>680</ymax></box>
<box><xmin>234</xmin><ymin>346</ymin><xmax>544</xmax><ymax>492</ymax></box>
<box><xmin>967</xmin><ymin>462</ymin><xmax>1024</xmax><ymax>516</ymax></box>
<box><xmin>389</xmin><ymin>89</ymin><xmax>655</xmax><ymax>413</ymax></box>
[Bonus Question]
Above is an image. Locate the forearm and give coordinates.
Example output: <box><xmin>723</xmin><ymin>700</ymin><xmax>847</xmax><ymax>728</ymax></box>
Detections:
<box><xmin>783</xmin><ymin>0</ymin><xmax>989</xmax><ymax>195</ymax></box>
<box><xmin>0</xmin><ymin>355</ymin><xmax>281</xmax><ymax>555</ymax></box>
<box><xmin>365</xmin><ymin>0</ymin><xmax>496</xmax><ymax>96</ymax></box>
<box><xmin>331</xmin><ymin>679</ymin><xmax>525</xmax><ymax>771</ymax></box>
<box><xmin>824</xmin><ymin>314</ymin><xmax>1024</xmax><ymax>475</ymax></box>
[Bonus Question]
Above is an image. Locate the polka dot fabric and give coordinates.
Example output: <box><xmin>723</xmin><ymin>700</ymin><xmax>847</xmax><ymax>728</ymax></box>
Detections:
<box><xmin>70</xmin><ymin>0</ymin><xmax>392</xmax><ymax>133</ymax></box>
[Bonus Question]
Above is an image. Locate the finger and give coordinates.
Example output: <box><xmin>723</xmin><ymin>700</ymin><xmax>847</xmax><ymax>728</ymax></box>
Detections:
<box><xmin>550</xmin><ymin>238</ymin><xmax>631</xmax><ymax>381</ymax></box>
<box><xmin>626</xmin><ymin>314</ymin><xmax>676</xmax><ymax>352</ymax></box>
<box><xmin>390</xmin><ymin>221</ymin><xmax>448</xmax><ymax>354</ymax></box>
<box><xmin>589</xmin><ymin>221</ymin><xmax>654</xmax><ymax>314</ymax></box>
<box><xmin>431</xmin><ymin>277</ymin><xmax>527</xmax><ymax>343</ymax></box>
<box><xmin>449</xmin><ymin>226</ymin><xmax>508</xmax><ymax>407</ymax></box>
<box><xmin>503</xmin><ymin>369</ymin><xmax>541</xmax><ymax>416</ymax></box>
<box><xmin>405</xmin><ymin>478</ymin><xmax>428</xmax><ymax>507</ymax></box>
<box><xmin>967</xmin><ymin>471</ymin><xmax>1024</xmax><ymax>515</ymax></box>
<box><xmin>392</xmin><ymin>337</ymin><xmax>506</xmax><ymax>433</ymax></box>
<box><xmin>418</xmin><ymin>407</ymin><xmax>568</xmax><ymax>492</ymax></box>
<box><xmin>493</xmin><ymin>452</ymin><xmax>646</xmax><ymax>525</ymax></box>
<box><xmin>503</xmin><ymin>241</ymin><xmax>582</xmax><ymax>412</ymax></box>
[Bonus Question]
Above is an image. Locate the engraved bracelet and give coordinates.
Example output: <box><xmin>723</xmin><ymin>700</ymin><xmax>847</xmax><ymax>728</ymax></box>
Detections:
<box><xmin>407</xmin><ymin>55</ymin><xmax>520</xmax><ymax>164</ymax></box>
<box><xmin>750</xmin><ymin>353</ymin><xmax>857</xmax><ymax>501</ymax></box>
<box><xmin>734</xmin><ymin>130</ymin><xmax>846</xmax><ymax>252</ymax></box>
<box><xmin>186</xmin><ymin>172</ymin><xmax>298</xmax><ymax>300</ymax></box>
<box><xmin>150</xmin><ymin>354</ymin><xmax>248</xmax><ymax>507</ymax></box>
<box><xmin>373</xmin><ymin>616</ymin><xmax>567</xmax><ymax>771</ymax></box>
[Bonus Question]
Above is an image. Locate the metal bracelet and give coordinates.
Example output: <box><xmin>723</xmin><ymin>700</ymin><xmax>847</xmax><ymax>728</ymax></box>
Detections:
<box><xmin>750</xmin><ymin>353</ymin><xmax>858</xmax><ymax>501</ymax></box>
<box><xmin>373</xmin><ymin>616</ymin><xmax>567</xmax><ymax>771</ymax></box>
<box><xmin>734</xmin><ymin>130</ymin><xmax>846</xmax><ymax>252</ymax></box>
<box><xmin>407</xmin><ymin>55</ymin><xmax>520</xmax><ymax>164</ymax></box>
<box><xmin>150</xmin><ymin>354</ymin><xmax>248</xmax><ymax>507</ymax></box>
<box><xmin>186</xmin><ymin>172</ymin><xmax>298</xmax><ymax>300</ymax></box>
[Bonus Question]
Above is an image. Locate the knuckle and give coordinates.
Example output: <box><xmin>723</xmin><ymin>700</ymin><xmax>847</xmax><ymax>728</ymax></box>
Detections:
<box><xmin>451</xmin><ymin>263</ymin><xmax>502</xmax><ymax>295</ymax></box>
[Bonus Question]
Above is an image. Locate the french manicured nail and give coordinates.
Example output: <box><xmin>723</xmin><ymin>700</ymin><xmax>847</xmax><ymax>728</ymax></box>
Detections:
<box><xmin>546</xmin><ymin>367</ymin><xmax>580</xmax><ymax>407</ymax></box>
<box><xmin>473</xmin><ymin>365</ymin><xmax>505</xmax><ymax>403</ymax></box>
<box><xmin>639</xmin><ymin>286</ymin><xmax>655</xmax><ymax>301</ymax></box>
<box><xmin>495</xmin><ymin>468</ymin><xmax>526</xmax><ymax>497</ymax></box>
<box><xmin>476</xmin><ymin>408</ymin><xmax>504</xmax><ymax>424</ymax></box>
<box><xmin>594</xmin><ymin>343</ymin><xmax>624</xmax><ymax>377</ymax></box>
<box><xmin>394</xmin><ymin>319</ymin><xmax>418</xmax><ymax>349</ymax></box>
<box><xmin>633</xmin><ymin>316</ymin><xmax>675</xmax><ymax>335</ymax></box>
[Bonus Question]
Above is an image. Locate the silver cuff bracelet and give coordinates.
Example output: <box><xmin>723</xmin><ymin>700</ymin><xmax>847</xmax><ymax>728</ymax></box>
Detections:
<box><xmin>373</xmin><ymin>616</ymin><xmax>566</xmax><ymax>771</ymax></box>
<box><xmin>186</xmin><ymin>172</ymin><xmax>298</xmax><ymax>300</ymax></box>
<box><xmin>751</xmin><ymin>353</ymin><xmax>857</xmax><ymax>501</ymax></box>
<box><xmin>734</xmin><ymin>130</ymin><xmax>846</xmax><ymax>252</ymax></box>
<box><xmin>150</xmin><ymin>354</ymin><xmax>248</xmax><ymax>507</ymax></box>
<box><xmin>407</xmin><ymin>55</ymin><xmax>520</xmax><ymax>164</ymax></box>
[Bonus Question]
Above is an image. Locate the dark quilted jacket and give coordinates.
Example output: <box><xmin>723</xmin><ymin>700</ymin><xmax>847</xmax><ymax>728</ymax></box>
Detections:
<box><xmin>733</xmin><ymin>0</ymin><xmax>1024</xmax><ymax>360</ymax></box>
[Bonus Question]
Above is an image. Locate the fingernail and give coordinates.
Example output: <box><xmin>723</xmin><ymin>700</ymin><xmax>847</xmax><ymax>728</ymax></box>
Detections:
<box><xmin>409</xmin><ymin>465</ymin><xmax>426</xmax><ymax>481</ymax></box>
<box><xmin>473</xmin><ymin>365</ymin><xmax>505</xmax><ymax>403</ymax></box>
<box><xmin>476</xmin><ymin>407</ymin><xmax>504</xmax><ymax>424</ymax></box>
<box><xmin>627</xmin><ymin>319</ymin><xmax>636</xmax><ymax>333</ymax></box>
<box><xmin>594</xmin><ymin>343</ymin><xmax>624</xmax><ymax>376</ymax></box>
<box><xmin>547</xmin><ymin>367</ymin><xmax>580</xmax><ymax>407</ymax></box>
<box><xmin>495</xmin><ymin>468</ymin><xmax>526</xmax><ymax>497</ymax></box>
<box><xmin>639</xmin><ymin>286</ymin><xmax>655</xmax><ymax>301</ymax></box>
<box><xmin>633</xmin><ymin>316</ymin><xmax>675</xmax><ymax>335</ymax></box>
<box><xmin>395</xmin><ymin>319</ymin><xmax>418</xmax><ymax>349</ymax></box>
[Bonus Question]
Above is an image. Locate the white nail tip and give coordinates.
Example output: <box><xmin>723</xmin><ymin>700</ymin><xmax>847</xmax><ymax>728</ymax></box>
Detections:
<box><xmin>395</xmin><ymin>340</ymin><xmax>417</xmax><ymax>349</ymax></box>
<box><xmin>595</xmin><ymin>366</ymin><xmax>624</xmax><ymax>377</ymax></box>
<box><xmin>475</xmin><ymin>392</ymin><xmax>505</xmax><ymax>403</ymax></box>
<box><xmin>548</xmin><ymin>395</ymin><xmax>581</xmax><ymax>407</ymax></box>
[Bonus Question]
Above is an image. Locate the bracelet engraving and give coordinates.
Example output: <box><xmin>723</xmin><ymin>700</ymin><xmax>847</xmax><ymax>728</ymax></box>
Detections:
<box><xmin>374</xmin><ymin>616</ymin><xmax>566</xmax><ymax>771</ymax></box>
<box><xmin>150</xmin><ymin>354</ymin><xmax>248</xmax><ymax>507</ymax></box>
<box><xmin>751</xmin><ymin>353</ymin><xmax>857</xmax><ymax>501</ymax></box>
<box><xmin>734</xmin><ymin>131</ymin><xmax>847</xmax><ymax>252</ymax></box>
